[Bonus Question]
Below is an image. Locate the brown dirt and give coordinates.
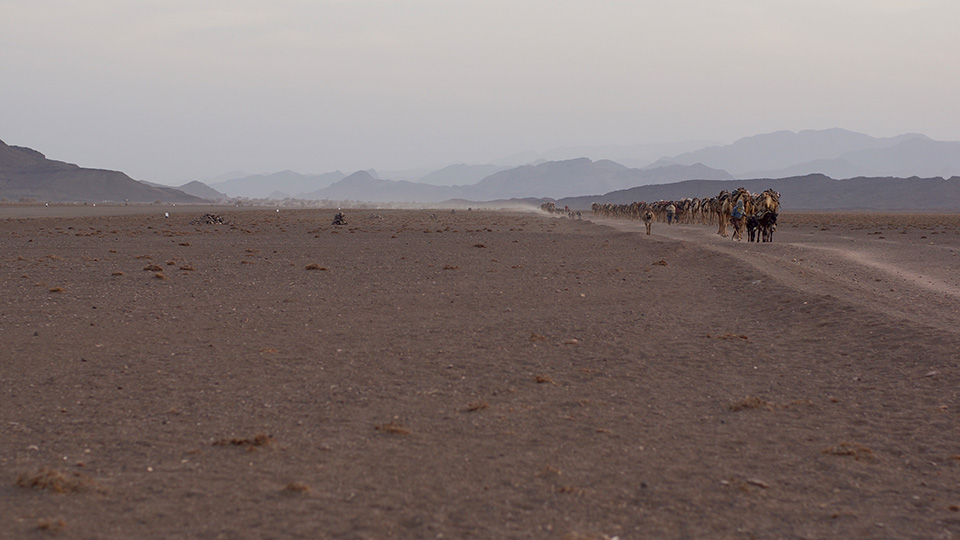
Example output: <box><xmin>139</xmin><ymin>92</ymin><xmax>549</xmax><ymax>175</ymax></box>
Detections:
<box><xmin>2</xmin><ymin>206</ymin><xmax>960</xmax><ymax>539</ymax></box>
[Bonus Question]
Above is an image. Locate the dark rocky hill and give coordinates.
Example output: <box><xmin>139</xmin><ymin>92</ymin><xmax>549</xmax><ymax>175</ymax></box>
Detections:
<box><xmin>0</xmin><ymin>139</ymin><xmax>204</xmax><ymax>203</ymax></box>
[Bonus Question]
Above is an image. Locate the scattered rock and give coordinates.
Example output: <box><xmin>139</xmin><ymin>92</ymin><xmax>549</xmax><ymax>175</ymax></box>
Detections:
<box><xmin>746</xmin><ymin>478</ymin><xmax>770</xmax><ymax>489</ymax></box>
<box><xmin>375</xmin><ymin>421</ymin><xmax>411</xmax><ymax>435</ymax></box>
<box><xmin>727</xmin><ymin>396</ymin><xmax>773</xmax><ymax>411</ymax></box>
<box><xmin>464</xmin><ymin>401</ymin><xmax>489</xmax><ymax>412</ymax></box>
<box><xmin>189</xmin><ymin>214</ymin><xmax>227</xmax><ymax>225</ymax></box>
<box><xmin>16</xmin><ymin>467</ymin><xmax>103</xmax><ymax>493</ymax></box>
<box><xmin>37</xmin><ymin>518</ymin><xmax>67</xmax><ymax>532</ymax></box>
<box><xmin>283</xmin><ymin>481</ymin><xmax>311</xmax><ymax>494</ymax></box>
<box><xmin>823</xmin><ymin>442</ymin><xmax>877</xmax><ymax>462</ymax></box>
<box><xmin>213</xmin><ymin>434</ymin><xmax>275</xmax><ymax>448</ymax></box>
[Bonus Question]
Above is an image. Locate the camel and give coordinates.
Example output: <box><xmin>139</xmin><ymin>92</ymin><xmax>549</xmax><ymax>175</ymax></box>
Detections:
<box><xmin>746</xmin><ymin>214</ymin><xmax>760</xmax><ymax>242</ymax></box>
<box><xmin>758</xmin><ymin>210</ymin><xmax>778</xmax><ymax>242</ymax></box>
<box><xmin>724</xmin><ymin>188</ymin><xmax>753</xmax><ymax>240</ymax></box>
<box><xmin>643</xmin><ymin>210</ymin><xmax>654</xmax><ymax>235</ymax></box>
<box><xmin>590</xmin><ymin>188</ymin><xmax>779</xmax><ymax>243</ymax></box>
<box><xmin>713</xmin><ymin>190</ymin><xmax>732</xmax><ymax>237</ymax></box>
<box><xmin>753</xmin><ymin>188</ymin><xmax>781</xmax><ymax>214</ymax></box>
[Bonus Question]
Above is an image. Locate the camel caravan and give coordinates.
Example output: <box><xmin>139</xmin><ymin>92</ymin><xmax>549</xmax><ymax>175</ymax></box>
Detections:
<box><xmin>540</xmin><ymin>201</ymin><xmax>582</xmax><ymax>220</ymax></box>
<box><xmin>589</xmin><ymin>187</ymin><xmax>781</xmax><ymax>242</ymax></box>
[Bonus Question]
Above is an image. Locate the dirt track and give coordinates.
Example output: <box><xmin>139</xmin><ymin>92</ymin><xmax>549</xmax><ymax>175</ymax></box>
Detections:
<box><xmin>606</xmin><ymin>212</ymin><xmax>960</xmax><ymax>335</ymax></box>
<box><xmin>2</xmin><ymin>207</ymin><xmax>960</xmax><ymax>539</ymax></box>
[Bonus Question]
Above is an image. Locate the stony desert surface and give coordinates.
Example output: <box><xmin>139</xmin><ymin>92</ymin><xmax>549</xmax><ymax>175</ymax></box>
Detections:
<box><xmin>2</xmin><ymin>206</ymin><xmax>960</xmax><ymax>539</ymax></box>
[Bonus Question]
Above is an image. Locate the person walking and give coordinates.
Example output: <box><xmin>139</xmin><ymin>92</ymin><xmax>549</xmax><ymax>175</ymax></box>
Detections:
<box><xmin>731</xmin><ymin>199</ymin><xmax>745</xmax><ymax>240</ymax></box>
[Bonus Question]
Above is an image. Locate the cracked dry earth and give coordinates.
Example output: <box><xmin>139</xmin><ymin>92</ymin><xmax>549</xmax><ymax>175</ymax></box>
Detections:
<box><xmin>2</xmin><ymin>206</ymin><xmax>960</xmax><ymax>539</ymax></box>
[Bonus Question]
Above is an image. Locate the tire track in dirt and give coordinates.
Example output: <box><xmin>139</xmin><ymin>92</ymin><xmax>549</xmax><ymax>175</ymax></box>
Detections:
<box><xmin>591</xmin><ymin>216</ymin><xmax>960</xmax><ymax>336</ymax></box>
<box><xmin>796</xmin><ymin>243</ymin><xmax>960</xmax><ymax>300</ymax></box>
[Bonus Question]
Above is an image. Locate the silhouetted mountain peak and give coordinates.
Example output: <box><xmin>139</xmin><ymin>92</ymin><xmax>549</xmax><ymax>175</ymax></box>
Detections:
<box><xmin>341</xmin><ymin>170</ymin><xmax>379</xmax><ymax>182</ymax></box>
<box><xmin>177</xmin><ymin>180</ymin><xmax>226</xmax><ymax>201</ymax></box>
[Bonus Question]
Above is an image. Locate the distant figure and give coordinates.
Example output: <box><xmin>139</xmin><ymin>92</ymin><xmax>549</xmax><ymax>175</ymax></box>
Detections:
<box><xmin>666</xmin><ymin>203</ymin><xmax>676</xmax><ymax>225</ymax></box>
<box><xmin>731</xmin><ymin>199</ymin><xmax>745</xmax><ymax>241</ymax></box>
<box><xmin>643</xmin><ymin>210</ymin><xmax>654</xmax><ymax>235</ymax></box>
<box><xmin>332</xmin><ymin>212</ymin><xmax>347</xmax><ymax>226</ymax></box>
<box><xmin>732</xmin><ymin>199</ymin><xmax>744</xmax><ymax>220</ymax></box>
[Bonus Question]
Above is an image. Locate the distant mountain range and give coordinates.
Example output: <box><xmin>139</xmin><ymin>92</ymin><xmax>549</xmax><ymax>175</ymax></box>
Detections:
<box><xmin>490</xmin><ymin>140</ymin><xmax>720</xmax><ymax>168</ymax></box>
<box><xmin>201</xmin><ymin>128</ymin><xmax>960</xmax><ymax>202</ymax></box>
<box><xmin>0</xmin><ymin>138</ymin><xmax>204</xmax><ymax>203</ymax></box>
<box><xmin>212</xmin><ymin>158</ymin><xmax>732</xmax><ymax>202</ymax></box>
<box><xmin>208</xmin><ymin>170</ymin><xmax>347</xmax><ymax>199</ymax></box>
<box><xmin>452</xmin><ymin>158</ymin><xmax>732</xmax><ymax>201</ymax></box>
<box><xmin>416</xmin><ymin>164</ymin><xmax>511</xmax><ymax>186</ymax></box>
<box><xmin>652</xmin><ymin>128</ymin><xmax>960</xmax><ymax>179</ymax></box>
<box><xmin>300</xmin><ymin>171</ymin><xmax>455</xmax><ymax>203</ymax></box>
<box><xmin>4</xmin><ymin>128</ymin><xmax>960</xmax><ymax>209</ymax></box>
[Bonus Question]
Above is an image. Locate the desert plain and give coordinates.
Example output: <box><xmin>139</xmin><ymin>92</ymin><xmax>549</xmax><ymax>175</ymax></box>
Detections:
<box><xmin>2</xmin><ymin>205</ymin><xmax>960</xmax><ymax>539</ymax></box>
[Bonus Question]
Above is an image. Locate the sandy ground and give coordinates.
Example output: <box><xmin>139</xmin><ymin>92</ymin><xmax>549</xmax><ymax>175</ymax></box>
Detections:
<box><xmin>2</xmin><ymin>206</ymin><xmax>960</xmax><ymax>539</ymax></box>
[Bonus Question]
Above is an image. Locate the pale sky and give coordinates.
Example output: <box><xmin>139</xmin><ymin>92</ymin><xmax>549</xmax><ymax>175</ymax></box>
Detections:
<box><xmin>2</xmin><ymin>0</ymin><xmax>958</xmax><ymax>185</ymax></box>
